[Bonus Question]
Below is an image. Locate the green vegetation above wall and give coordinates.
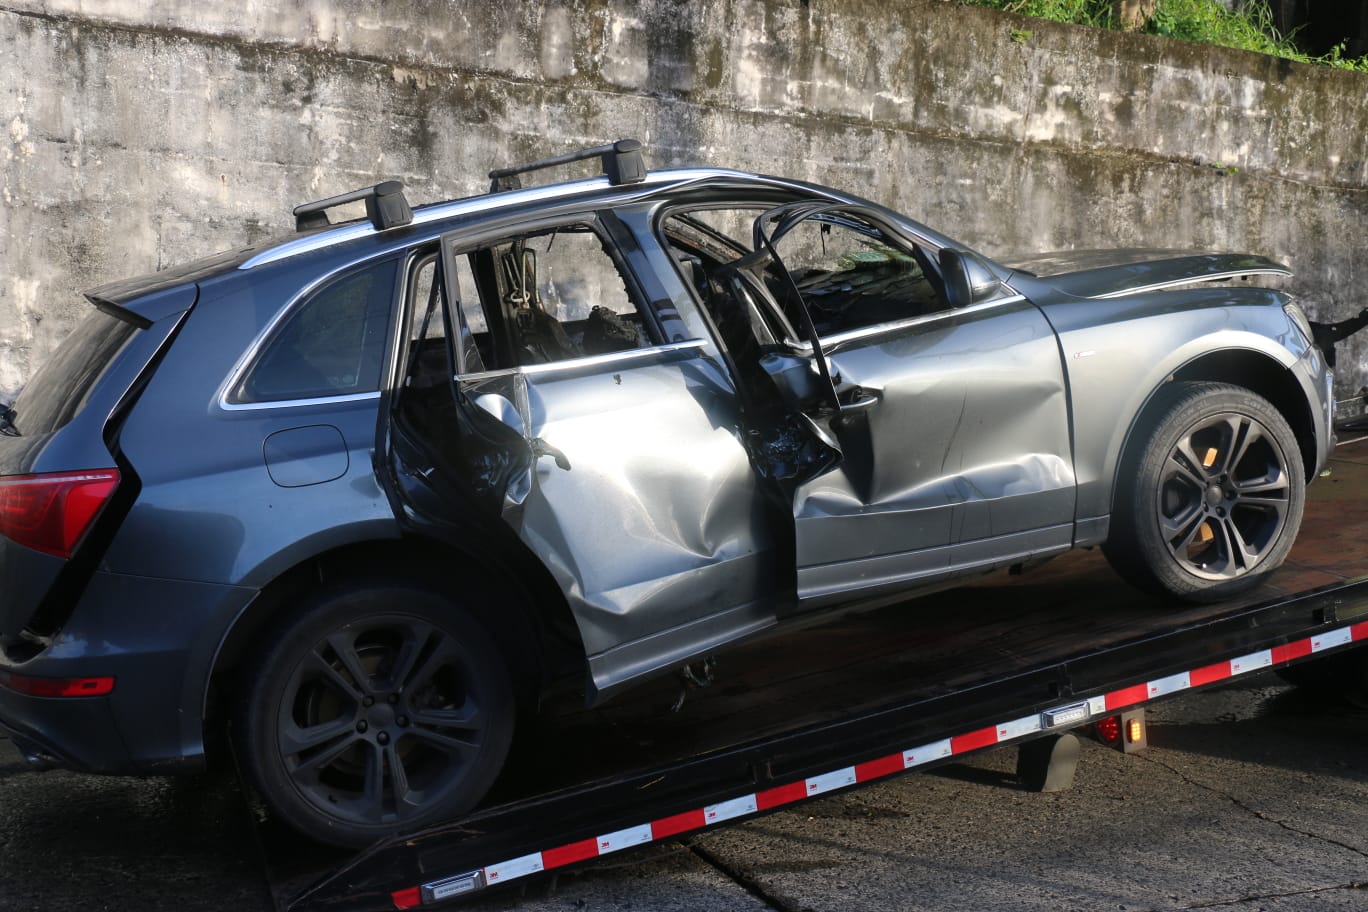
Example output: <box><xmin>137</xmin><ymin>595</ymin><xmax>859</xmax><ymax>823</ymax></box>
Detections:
<box><xmin>960</xmin><ymin>0</ymin><xmax>1368</xmax><ymax>71</ymax></box>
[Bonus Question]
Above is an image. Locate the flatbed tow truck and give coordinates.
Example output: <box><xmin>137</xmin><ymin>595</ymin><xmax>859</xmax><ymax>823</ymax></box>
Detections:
<box><xmin>265</xmin><ymin>433</ymin><xmax>1368</xmax><ymax>912</ymax></box>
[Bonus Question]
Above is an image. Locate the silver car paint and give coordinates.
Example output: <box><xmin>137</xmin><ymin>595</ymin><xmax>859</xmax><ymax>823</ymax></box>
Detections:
<box><xmin>464</xmin><ymin>348</ymin><xmax>774</xmax><ymax>630</ymax></box>
<box><xmin>444</xmin><ymin>346</ymin><xmax>780</xmax><ymax>698</ymax></box>
<box><xmin>378</xmin><ymin>171</ymin><xmax>1334</xmax><ymax>702</ymax></box>
<box><xmin>793</xmin><ymin>292</ymin><xmax>1075</xmax><ymax>606</ymax></box>
<box><xmin>1033</xmin><ymin>285</ymin><xmax>1329</xmax><ymax>528</ymax></box>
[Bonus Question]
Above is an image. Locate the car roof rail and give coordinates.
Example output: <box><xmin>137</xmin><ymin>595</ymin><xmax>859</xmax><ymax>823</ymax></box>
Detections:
<box><xmin>488</xmin><ymin>139</ymin><xmax>647</xmax><ymax>193</ymax></box>
<box><xmin>293</xmin><ymin>180</ymin><xmax>414</xmax><ymax>232</ymax></box>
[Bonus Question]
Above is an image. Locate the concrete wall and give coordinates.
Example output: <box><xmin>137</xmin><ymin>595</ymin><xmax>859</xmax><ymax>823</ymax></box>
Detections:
<box><xmin>2</xmin><ymin>0</ymin><xmax>1366</xmax><ymax>401</ymax></box>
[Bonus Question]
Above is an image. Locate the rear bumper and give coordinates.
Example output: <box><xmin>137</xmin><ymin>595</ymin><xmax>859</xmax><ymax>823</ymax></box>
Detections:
<box><xmin>0</xmin><ymin>570</ymin><xmax>255</xmax><ymax>774</ymax></box>
<box><xmin>0</xmin><ymin>693</ymin><xmax>129</xmax><ymax>771</ymax></box>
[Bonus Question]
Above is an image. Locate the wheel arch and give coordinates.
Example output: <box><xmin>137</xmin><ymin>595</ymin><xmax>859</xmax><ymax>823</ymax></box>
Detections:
<box><xmin>205</xmin><ymin>534</ymin><xmax>585</xmax><ymax>724</ymax></box>
<box><xmin>1102</xmin><ymin>344</ymin><xmax>1313</xmax><ymax>513</ymax></box>
<box><xmin>1168</xmin><ymin>349</ymin><xmax>1318</xmax><ymax>483</ymax></box>
<box><xmin>1101</xmin><ymin>374</ymin><xmax>1309</xmax><ymax>600</ymax></box>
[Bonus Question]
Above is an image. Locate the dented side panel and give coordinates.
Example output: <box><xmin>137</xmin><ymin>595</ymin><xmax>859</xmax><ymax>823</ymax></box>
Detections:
<box><xmin>457</xmin><ymin>347</ymin><xmax>777</xmax><ymax>695</ymax></box>
<box><xmin>794</xmin><ymin>298</ymin><xmax>1075</xmax><ymax>604</ymax></box>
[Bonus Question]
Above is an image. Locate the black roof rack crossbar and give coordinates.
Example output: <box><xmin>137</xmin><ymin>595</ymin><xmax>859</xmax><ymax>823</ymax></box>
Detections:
<box><xmin>488</xmin><ymin>139</ymin><xmax>647</xmax><ymax>193</ymax></box>
<box><xmin>292</xmin><ymin>180</ymin><xmax>414</xmax><ymax>232</ymax></box>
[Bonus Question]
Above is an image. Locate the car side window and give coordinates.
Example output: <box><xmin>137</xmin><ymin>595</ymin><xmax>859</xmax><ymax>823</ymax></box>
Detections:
<box><xmin>231</xmin><ymin>258</ymin><xmax>398</xmax><ymax>403</ymax></box>
<box><xmin>766</xmin><ymin>215</ymin><xmax>946</xmax><ymax>337</ymax></box>
<box><xmin>451</xmin><ymin>223</ymin><xmax>653</xmax><ymax>372</ymax></box>
<box><xmin>663</xmin><ymin>208</ymin><xmax>792</xmax><ymax>345</ymax></box>
<box><xmin>663</xmin><ymin>206</ymin><xmax>947</xmax><ymax>343</ymax></box>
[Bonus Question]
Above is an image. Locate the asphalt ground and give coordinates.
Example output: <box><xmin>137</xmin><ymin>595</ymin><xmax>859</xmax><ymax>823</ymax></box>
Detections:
<box><xmin>1</xmin><ymin>671</ymin><xmax>1365</xmax><ymax>912</ymax></box>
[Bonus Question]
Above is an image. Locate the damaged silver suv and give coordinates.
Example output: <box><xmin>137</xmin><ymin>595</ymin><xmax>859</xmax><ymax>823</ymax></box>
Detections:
<box><xmin>0</xmin><ymin>140</ymin><xmax>1333</xmax><ymax>847</ymax></box>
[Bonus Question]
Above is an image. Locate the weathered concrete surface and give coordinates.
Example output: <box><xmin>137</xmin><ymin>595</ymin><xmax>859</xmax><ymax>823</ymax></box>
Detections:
<box><xmin>1</xmin><ymin>0</ymin><xmax>1366</xmax><ymax>400</ymax></box>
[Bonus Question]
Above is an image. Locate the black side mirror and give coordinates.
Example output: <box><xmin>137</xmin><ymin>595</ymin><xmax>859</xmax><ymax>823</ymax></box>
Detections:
<box><xmin>939</xmin><ymin>248</ymin><xmax>1003</xmax><ymax>309</ymax></box>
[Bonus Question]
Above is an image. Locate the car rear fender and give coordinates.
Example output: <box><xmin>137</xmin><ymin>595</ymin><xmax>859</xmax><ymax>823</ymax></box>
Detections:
<box><xmin>1</xmin><ymin>287</ymin><xmax>196</xmax><ymax>652</ymax></box>
<box><xmin>206</xmin><ymin>533</ymin><xmax>578</xmax><ymax>716</ymax></box>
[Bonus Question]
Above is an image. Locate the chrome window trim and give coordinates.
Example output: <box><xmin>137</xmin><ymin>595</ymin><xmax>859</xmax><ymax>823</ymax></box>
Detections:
<box><xmin>219</xmin><ymin>390</ymin><xmax>382</xmax><ymax>413</ymax></box>
<box><xmin>1091</xmin><ymin>268</ymin><xmax>1291</xmax><ymax>299</ymax></box>
<box><xmin>455</xmin><ymin>338</ymin><xmax>709</xmax><ymax>383</ymax></box>
<box><xmin>216</xmin><ymin>248</ymin><xmax>403</xmax><ymax>412</ymax></box>
<box><xmin>784</xmin><ymin>294</ymin><xmax>1029</xmax><ymax>352</ymax></box>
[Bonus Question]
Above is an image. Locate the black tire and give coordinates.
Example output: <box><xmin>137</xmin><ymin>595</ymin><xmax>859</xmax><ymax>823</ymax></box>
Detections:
<box><xmin>236</xmin><ymin>581</ymin><xmax>514</xmax><ymax>849</ymax></box>
<box><xmin>1105</xmin><ymin>381</ymin><xmax>1305</xmax><ymax>602</ymax></box>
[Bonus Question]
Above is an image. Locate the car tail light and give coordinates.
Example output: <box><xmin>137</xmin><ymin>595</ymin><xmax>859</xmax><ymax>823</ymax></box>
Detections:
<box><xmin>0</xmin><ymin>469</ymin><xmax>120</xmax><ymax>558</ymax></box>
<box><xmin>0</xmin><ymin>669</ymin><xmax>115</xmax><ymax>697</ymax></box>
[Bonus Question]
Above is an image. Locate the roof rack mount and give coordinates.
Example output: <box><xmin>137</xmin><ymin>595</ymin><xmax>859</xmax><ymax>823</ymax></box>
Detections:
<box><xmin>293</xmin><ymin>180</ymin><xmax>413</xmax><ymax>233</ymax></box>
<box><xmin>488</xmin><ymin>139</ymin><xmax>647</xmax><ymax>193</ymax></box>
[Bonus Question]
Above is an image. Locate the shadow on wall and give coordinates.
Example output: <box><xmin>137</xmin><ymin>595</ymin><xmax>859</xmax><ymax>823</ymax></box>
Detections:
<box><xmin>647</xmin><ymin>7</ymin><xmax>704</xmax><ymax>169</ymax></box>
<box><xmin>1265</xmin><ymin>0</ymin><xmax>1368</xmax><ymax>55</ymax></box>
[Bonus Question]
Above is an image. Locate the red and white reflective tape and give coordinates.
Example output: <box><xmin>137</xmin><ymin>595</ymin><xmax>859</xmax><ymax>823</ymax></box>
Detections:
<box><xmin>392</xmin><ymin>619</ymin><xmax>1368</xmax><ymax>909</ymax></box>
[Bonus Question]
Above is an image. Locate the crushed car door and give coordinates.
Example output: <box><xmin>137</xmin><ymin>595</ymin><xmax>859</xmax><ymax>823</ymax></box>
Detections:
<box><xmin>731</xmin><ymin>203</ymin><xmax>1076</xmax><ymax>608</ymax></box>
<box><xmin>386</xmin><ymin>223</ymin><xmax>779</xmax><ymax>701</ymax></box>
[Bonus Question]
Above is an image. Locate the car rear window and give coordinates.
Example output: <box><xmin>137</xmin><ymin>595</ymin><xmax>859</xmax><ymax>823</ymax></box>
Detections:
<box><xmin>8</xmin><ymin>308</ymin><xmax>138</xmax><ymax>436</ymax></box>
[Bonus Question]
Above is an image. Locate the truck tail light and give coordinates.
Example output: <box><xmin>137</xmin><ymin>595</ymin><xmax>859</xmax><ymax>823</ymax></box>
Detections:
<box><xmin>0</xmin><ymin>469</ymin><xmax>120</xmax><ymax>558</ymax></box>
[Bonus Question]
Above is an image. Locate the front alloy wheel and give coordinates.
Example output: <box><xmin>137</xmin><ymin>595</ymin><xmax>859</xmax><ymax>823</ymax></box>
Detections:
<box><xmin>1156</xmin><ymin>411</ymin><xmax>1292</xmax><ymax>580</ymax></box>
<box><xmin>1105</xmin><ymin>382</ymin><xmax>1306</xmax><ymax>602</ymax></box>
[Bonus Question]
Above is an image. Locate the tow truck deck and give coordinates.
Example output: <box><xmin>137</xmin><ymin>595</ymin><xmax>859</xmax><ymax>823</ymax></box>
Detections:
<box><xmin>273</xmin><ymin>438</ymin><xmax>1368</xmax><ymax>912</ymax></box>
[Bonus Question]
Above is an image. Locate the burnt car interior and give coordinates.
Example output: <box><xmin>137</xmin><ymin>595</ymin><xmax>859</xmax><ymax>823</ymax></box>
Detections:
<box><xmin>751</xmin><ymin>203</ymin><xmax>950</xmax><ymax>338</ymax></box>
<box><xmin>664</xmin><ymin>203</ymin><xmax>951</xmax><ymax>346</ymax></box>
<box><xmin>401</xmin><ymin>225</ymin><xmax>657</xmax><ymax>395</ymax></box>
<box><xmin>393</xmin><ymin>216</ymin><xmax>674</xmax><ymax>519</ymax></box>
<box><xmin>455</xmin><ymin>226</ymin><xmax>653</xmax><ymax>372</ymax></box>
<box><xmin>656</xmin><ymin>210</ymin><xmax>846</xmax><ymax>488</ymax></box>
<box><xmin>657</xmin><ymin>202</ymin><xmax>963</xmax><ymax>438</ymax></box>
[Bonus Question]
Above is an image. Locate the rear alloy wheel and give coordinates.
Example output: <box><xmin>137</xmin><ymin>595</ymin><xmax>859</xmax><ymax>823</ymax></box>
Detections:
<box><xmin>238</xmin><ymin>582</ymin><xmax>514</xmax><ymax>849</ymax></box>
<box><xmin>1105</xmin><ymin>382</ymin><xmax>1305</xmax><ymax>602</ymax></box>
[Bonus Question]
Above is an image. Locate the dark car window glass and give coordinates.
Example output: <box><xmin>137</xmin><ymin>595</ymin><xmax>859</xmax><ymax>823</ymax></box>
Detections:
<box><xmin>232</xmin><ymin>258</ymin><xmax>398</xmax><ymax>403</ymax></box>
<box><xmin>10</xmin><ymin>308</ymin><xmax>137</xmax><ymax>436</ymax></box>
<box><xmin>767</xmin><ymin>215</ymin><xmax>946</xmax><ymax>337</ymax></box>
